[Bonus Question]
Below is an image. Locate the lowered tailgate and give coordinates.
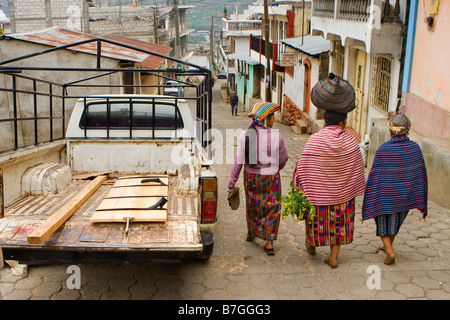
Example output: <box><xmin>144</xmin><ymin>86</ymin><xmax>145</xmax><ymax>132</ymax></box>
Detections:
<box><xmin>0</xmin><ymin>174</ymin><xmax>203</xmax><ymax>263</ymax></box>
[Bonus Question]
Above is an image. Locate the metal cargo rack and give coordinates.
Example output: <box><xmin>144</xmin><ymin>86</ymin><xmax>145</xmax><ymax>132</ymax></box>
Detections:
<box><xmin>0</xmin><ymin>37</ymin><xmax>213</xmax><ymax>158</ymax></box>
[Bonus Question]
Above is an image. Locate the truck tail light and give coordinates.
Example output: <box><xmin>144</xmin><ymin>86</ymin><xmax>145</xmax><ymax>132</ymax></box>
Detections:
<box><xmin>201</xmin><ymin>177</ymin><xmax>217</xmax><ymax>223</ymax></box>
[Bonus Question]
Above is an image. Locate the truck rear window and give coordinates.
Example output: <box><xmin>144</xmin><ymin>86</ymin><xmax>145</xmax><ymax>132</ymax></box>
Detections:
<box><xmin>79</xmin><ymin>101</ymin><xmax>183</xmax><ymax>130</ymax></box>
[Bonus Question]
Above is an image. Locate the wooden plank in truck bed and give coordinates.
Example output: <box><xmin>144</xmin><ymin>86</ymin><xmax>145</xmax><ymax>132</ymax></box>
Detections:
<box><xmin>89</xmin><ymin>210</ymin><xmax>167</xmax><ymax>223</ymax></box>
<box><xmin>90</xmin><ymin>175</ymin><xmax>169</xmax><ymax>223</ymax></box>
<box><xmin>26</xmin><ymin>175</ymin><xmax>107</xmax><ymax>244</ymax></box>
<box><xmin>105</xmin><ymin>186</ymin><xmax>168</xmax><ymax>198</ymax></box>
<box><xmin>96</xmin><ymin>197</ymin><xmax>168</xmax><ymax>211</ymax></box>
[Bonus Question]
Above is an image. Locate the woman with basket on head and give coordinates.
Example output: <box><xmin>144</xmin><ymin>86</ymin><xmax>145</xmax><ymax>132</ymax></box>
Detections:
<box><xmin>292</xmin><ymin>73</ymin><xmax>366</xmax><ymax>268</ymax></box>
<box><xmin>228</xmin><ymin>102</ymin><xmax>289</xmax><ymax>255</ymax></box>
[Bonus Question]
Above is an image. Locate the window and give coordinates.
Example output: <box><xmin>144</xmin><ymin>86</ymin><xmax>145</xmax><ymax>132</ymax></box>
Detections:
<box><xmin>123</xmin><ymin>71</ymin><xmax>133</xmax><ymax>94</ymax></box>
<box><xmin>370</xmin><ymin>54</ymin><xmax>392</xmax><ymax>115</ymax></box>
<box><xmin>80</xmin><ymin>101</ymin><xmax>183</xmax><ymax>130</ymax></box>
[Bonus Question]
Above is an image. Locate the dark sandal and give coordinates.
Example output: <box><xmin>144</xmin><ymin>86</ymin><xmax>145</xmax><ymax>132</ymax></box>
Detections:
<box><xmin>246</xmin><ymin>235</ymin><xmax>254</xmax><ymax>242</ymax></box>
<box><xmin>264</xmin><ymin>246</ymin><xmax>275</xmax><ymax>256</ymax></box>
<box><xmin>305</xmin><ymin>244</ymin><xmax>316</xmax><ymax>255</ymax></box>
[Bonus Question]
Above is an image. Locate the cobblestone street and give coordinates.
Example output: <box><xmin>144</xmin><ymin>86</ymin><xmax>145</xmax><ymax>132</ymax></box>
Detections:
<box><xmin>0</xmin><ymin>79</ymin><xmax>449</xmax><ymax>300</ymax></box>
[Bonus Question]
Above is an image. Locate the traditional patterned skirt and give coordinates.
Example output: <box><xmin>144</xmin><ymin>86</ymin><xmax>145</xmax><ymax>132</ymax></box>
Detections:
<box><xmin>374</xmin><ymin>211</ymin><xmax>409</xmax><ymax>236</ymax></box>
<box><xmin>305</xmin><ymin>199</ymin><xmax>355</xmax><ymax>247</ymax></box>
<box><xmin>243</xmin><ymin>171</ymin><xmax>281</xmax><ymax>241</ymax></box>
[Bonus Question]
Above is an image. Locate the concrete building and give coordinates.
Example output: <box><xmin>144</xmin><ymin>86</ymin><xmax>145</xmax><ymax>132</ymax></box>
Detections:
<box><xmin>280</xmin><ymin>35</ymin><xmax>330</xmax><ymax>133</ymax></box>
<box><xmin>7</xmin><ymin>0</ymin><xmax>90</xmax><ymax>34</ymax></box>
<box><xmin>221</xmin><ymin>17</ymin><xmax>262</xmax><ymax>110</ymax></box>
<box><xmin>310</xmin><ymin>0</ymin><xmax>407</xmax><ymax>142</ymax></box>
<box><xmin>0</xmin><ymin>27</ymin><xmax>171</xmax><ymax>152</ymax></box>
<box><xmin>7</xmin><ymin>0</ymin><xmax>192</xmax><ymax>59</ymax></box>
<box><xmin>222</xmin><ymin>1</ymin><xmax>312</xmax><ymax>114</ymax></box>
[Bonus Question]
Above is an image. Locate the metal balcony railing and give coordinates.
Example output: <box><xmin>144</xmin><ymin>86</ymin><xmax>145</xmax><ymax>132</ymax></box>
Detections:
<box><xmin>313</xmin><ymin>0</ymin><xmax>335</xmax><ymax>18</ymax></box>
<box><xmin>223</xmin><ymin>20</ymin><xmax>261</xmax><ymax>32</ymax></box>
<box><xmin>250</xmin><ymin>35</ymin><xmax>274</xmax><ymax>58</ymax></box>
<box><xmin>338</xmin><ymin>0</ymin><xmax>371</xmax><ymax>22</ymax></box>
<box><xmin>313</xmin><ymin>0</ymin><xmax>380</xmax><ymax>22</ymax></box>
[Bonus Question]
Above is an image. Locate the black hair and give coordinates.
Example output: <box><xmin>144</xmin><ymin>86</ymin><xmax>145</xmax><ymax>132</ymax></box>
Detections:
<box><xmin>245</xmin><ymin>123</ymin><xmax>257</xmax><ymax>166</ymax></box>
<box><xmin>324</xmin><ymin>110</ymin><xmax>347</xmax><ymax>126</ymax></box>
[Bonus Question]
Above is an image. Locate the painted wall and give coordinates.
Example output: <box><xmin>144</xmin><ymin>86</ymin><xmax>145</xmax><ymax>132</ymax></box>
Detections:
<box><xmin>236</xmin><ymin>72</ymin><xmax>245</xmax><ymax>111</ymax></box>
<box><xmin>282</xmin><ymin>47</ymin><xmax>329</xmax><ymax>133</ymax></box>
<box><xmin>409</xmin><ymin>0</ymin><xmax>449</xmax><ymax>112</ymax></box>
<box><xmin>402</xmin><ymin>0</ymin><xmax>450</xmax><ymax>138</ymax></box>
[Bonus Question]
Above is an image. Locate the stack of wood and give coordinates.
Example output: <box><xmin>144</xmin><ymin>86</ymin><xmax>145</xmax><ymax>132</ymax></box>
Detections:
<box><xmin>281</xmin><ymin>96</ymin><xmax>302</xmax><ymax>126</ymax></box>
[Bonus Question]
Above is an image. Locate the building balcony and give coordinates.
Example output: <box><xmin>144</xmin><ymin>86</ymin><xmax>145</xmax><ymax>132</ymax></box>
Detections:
<box><xmin>311</xmin><ymin>0</ymin><xmax>404</xmax><ymax>58</ymax></box>
<box><xmin>222</xmin><ymin>19</ymin><xmax>262</xmax><ymax>31</ymax></box>
<box><xmin>221</xmin><ymin>18</ymin><xmax>262</xmax><ymax>38</ymax></box>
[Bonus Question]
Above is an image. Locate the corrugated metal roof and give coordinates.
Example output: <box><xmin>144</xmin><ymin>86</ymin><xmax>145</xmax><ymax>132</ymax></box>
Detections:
<box><xmin>282</xmin><ymin>35</ymin><xmax>330</xmax><ymax>56</ymax></box>
<box><xmin>100</xmin><ymin>34</ymin><xmax>172</xmax><ymax>69</ymax></box>
<box><xmin>226</xmin><ymin>51</ymin><xmax>261</xmax><ymax>65</ymax></box>
<box><xmin>6</xmin><ymin>27</ymin><xmax>171</xmax><ymax>66</ymax></box>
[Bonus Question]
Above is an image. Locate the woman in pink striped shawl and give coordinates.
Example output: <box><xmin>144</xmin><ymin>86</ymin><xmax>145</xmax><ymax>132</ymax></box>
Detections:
<box><xmin>293</xmin><ymin>74</ymin><xmax>366</xmax><ymax>268</ymax></box>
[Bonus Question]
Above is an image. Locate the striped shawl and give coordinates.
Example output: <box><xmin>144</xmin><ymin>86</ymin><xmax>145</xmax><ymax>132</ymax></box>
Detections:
<box><xmin>362</xmin><ymin>135</ymin><xmax>428</xmax><ymax>221</ymax></box>
<box><xmin>293</xmin><ymin>126</ymin><xmax>366</xmax><ymax>206</ymax></box>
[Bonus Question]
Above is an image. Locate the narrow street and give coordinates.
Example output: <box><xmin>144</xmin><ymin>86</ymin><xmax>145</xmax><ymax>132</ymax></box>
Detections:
<box><xmin>0</xmin><ymin>78</ymin><xmax>449</xmax><ymax>301</ymax></box>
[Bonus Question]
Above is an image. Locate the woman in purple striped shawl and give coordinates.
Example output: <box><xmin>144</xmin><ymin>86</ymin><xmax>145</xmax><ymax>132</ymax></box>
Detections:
<box><xmin>362</xmin><ymin>113</ymin><xmax>428</xmax><ymax>265</ymax></box>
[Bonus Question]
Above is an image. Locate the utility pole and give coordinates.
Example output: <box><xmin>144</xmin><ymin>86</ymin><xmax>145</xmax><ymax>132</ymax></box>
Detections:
<box><xmin>264</xmin><ymin>0</ymin><xmax>271</xmax><ymax>101</ymax></box>
<box><xmin>118</xmin><ymin>0</ymin><xmax>122</xmax><ymax>35</ymax></box>
<box><xmin>173</xmin><ymin>0</ymin><xmax>181</xmax><ymax>59</ymax></box>
<box><xmin>210</xmin><ymin>16</ymin><xmax>215</xmax><ymax>72</ymax></box>
<box><xmin>302</xmin><ymin>0</ymin><xmax>305</xmax><ymax>45</ymax></box>
<box><xmin>153</xmin><ymin>4</ymin><xmax>159</xmax><ymax>45</ymax></box>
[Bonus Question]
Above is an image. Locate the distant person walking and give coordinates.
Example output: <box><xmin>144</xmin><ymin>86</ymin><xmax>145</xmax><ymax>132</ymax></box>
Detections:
<box><xmin>228</xmin><ymin>102</ymin><xmax>289</xmax><ymax>255</ymax></box>
<box><xmin>293</xmin><ymin>73</ymin><xmax>366</xmax><ymax>268</ymax></box>
<box><xmin>362</xmin><ymin>113</ymin><xmax>428</xmax><ymax>265</ymax></box>
<box><xmin>230</xmin><ymin>91</ymin><xmax>238</xmax><ymax>116</ymax></box>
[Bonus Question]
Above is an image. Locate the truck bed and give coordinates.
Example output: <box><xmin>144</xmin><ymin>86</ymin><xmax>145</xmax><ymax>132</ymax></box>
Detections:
<box><xmin>0</xmin><ymin>174</ymin><xmax>203</xmax><ymax>262</ymax></box>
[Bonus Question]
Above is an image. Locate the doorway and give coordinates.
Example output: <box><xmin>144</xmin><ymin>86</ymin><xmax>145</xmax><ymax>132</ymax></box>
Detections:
<box><xmin>303</xmin><ymin>59</ymin><xmax>311</xmax><ymax>114</ymax></box>
<box><xmin>352</xmin><ymin>49</ymin><xmax>366</xmax><ymax>135</ymax></box>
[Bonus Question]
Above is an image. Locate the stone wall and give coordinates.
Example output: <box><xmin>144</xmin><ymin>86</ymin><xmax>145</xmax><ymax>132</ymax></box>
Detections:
<box><xmin>89</xmin><ymin>19</ymin><xmax>154</xmax><ymax>43</ymax></box>
<box><xmin>10</xmin><ymin>0</ymin><xmax>88</xmax><ymax>33</ymax></box>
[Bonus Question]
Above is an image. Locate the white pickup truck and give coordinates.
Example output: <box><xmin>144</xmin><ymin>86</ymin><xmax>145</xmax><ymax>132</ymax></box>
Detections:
<box><xmin>0</xmin><ymin>95</ymin><xmax>218</xmax><ymax>265</ymax></box>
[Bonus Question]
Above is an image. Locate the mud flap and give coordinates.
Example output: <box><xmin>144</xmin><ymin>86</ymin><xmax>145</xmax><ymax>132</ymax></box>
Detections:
<box><xmin>184</xmin><ymin>232</ymin><xmax>214</xmax><ymax>261</ymax></box>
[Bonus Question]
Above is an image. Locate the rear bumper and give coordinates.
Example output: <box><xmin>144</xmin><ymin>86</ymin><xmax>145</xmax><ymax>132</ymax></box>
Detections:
<box><xmin>0</xmin><ymin>232</ymin><xmax>215</xmax><ymax>265</ymax></box>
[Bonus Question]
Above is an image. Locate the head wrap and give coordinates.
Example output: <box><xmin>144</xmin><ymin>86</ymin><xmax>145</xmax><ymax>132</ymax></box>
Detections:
<box><xmin>248</xmin><ymin>102</ymin><xmax>280</xmax><ymax>128</ymax></box>
<box><xmin>311</xmin><ymin>73</ymin><xmax>356</xmax><ymax>113</ymax></box>
<box><xmin>389</xmin><ymin>113</ymin><xmax>411</xmax><ymax>136</ymax></box>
